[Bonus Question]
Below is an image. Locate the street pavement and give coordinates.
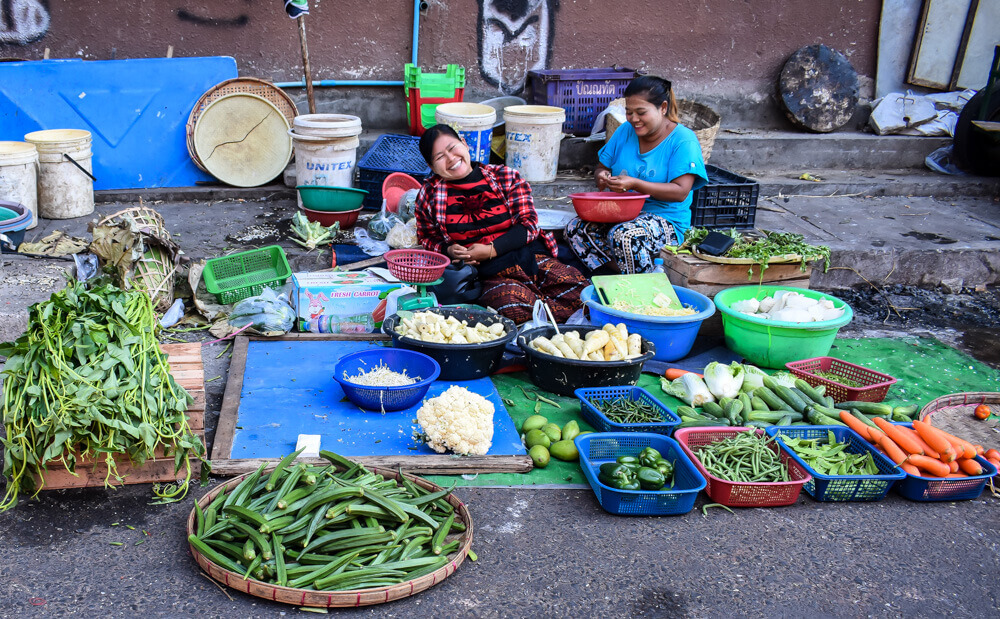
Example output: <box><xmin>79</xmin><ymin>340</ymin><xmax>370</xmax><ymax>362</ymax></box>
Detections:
<box><xmin>1</xmin><ymin>166</ymin><xmax>1000</xmax><ymax>617</ymax></box>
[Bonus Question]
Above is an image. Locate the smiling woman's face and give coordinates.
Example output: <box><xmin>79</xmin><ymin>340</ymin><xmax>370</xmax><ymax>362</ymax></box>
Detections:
<box><xmin>429</xmin><ymin>134</ymin><xmax>472</xmax><ymax>180</ymax></box>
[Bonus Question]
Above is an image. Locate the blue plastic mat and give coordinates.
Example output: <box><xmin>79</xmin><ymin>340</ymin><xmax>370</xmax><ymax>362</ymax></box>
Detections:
<box><xmin>231</xmin><ymin>340</ymin><xmax>526</xmax><ymax>459</ymax></box>
<box><xmin>0</xmin><ymin>57</ymin><xmax>238</xmax><ymax>190</ymax></box>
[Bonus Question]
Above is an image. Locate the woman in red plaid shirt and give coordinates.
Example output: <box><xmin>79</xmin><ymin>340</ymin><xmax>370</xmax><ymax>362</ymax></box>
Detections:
<box><xmin>414</xmin><ymin>124</ymin><xmax>586</xmax><ymax>324</ymax></box>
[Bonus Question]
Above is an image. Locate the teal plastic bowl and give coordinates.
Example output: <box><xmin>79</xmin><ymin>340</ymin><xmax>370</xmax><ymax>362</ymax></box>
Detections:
<box><xmin>296</xmin><ymin>185</ymin><xmax>369</xmax><ymax>212</ymax></box>
<box><xmin>713</xmin><ymin>286</ymin><xmax>853</xmax><ymax>369</ymax></box>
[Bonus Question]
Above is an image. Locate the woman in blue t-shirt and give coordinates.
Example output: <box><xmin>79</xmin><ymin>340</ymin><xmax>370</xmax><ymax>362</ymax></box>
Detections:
<box><xmin>565</xmin><ymin>75</ymin><xmax>708</xmax><ymax>274</ymax></box>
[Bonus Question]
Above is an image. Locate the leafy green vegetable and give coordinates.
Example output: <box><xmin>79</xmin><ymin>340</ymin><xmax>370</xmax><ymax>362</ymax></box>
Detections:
<box><xmin>682</xmin><ymin>228</ymin><xmax>831</xmax><ymax>278</ymax></box>
<box><xmin>0</xmin><ymin>279</ymin><xmax>207</xmax><ymax>510</ymax></box>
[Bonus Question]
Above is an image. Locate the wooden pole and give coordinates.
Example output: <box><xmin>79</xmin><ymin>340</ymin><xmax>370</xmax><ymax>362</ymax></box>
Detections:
<box><xmin>297</xmin><ymin>15</ymin><xmax>316</xmax><ymax>114</ymax></box>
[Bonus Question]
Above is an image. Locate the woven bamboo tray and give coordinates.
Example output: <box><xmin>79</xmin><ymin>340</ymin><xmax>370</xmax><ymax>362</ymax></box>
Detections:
<box><xmin>186</xmin><ymin>465</ymin><xmax>474</xmax><ymax>608</ymax></box>
<box><xmin>919</xmin><ymin>392</ymin><xmax>1000</xmax><ymax>455</ymax></box>
<box><xmin>186</xmin><ymin>77</ymin><xmax>298</xmax><ymax>172</ymax></box>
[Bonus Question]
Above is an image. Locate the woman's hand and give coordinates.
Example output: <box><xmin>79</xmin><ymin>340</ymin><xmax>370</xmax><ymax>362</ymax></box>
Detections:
<box><xmin>447</xmin><ymin>243</ymin><xmax>494</xmax><ymax>266</ymax></box>
<box><xmin>606</xmin><ymin>173</ymin><xmax>636</xmax><ymax>193</ymax></box>
<box><xmin>596</xmin><ymin>168</ymin><xmax>613</xmax><ymax>190</ymax></box>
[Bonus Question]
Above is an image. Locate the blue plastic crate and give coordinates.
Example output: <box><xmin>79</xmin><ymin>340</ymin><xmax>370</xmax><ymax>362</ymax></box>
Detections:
<box><xmin>574</xmin><ymin>432</ymin><xmax>706</xmax><ymax>516</ymax></box>
<box><xmin>356</xmin><ymin>134</ymin><xmax>430</xmax><ymax>210</ymax></box>
<box><xmin>766</xmin><ymin>426</ymin><xmax>905</xmax><ymax>502</ymax></box>
<box><xmin>891</xmin><ymin>423</ymin><xmax>997</xmax><ymax>501</ymax></box>
<box><xmin>575</xmin><ymin>386</ymin><xmax>681</xmax><ymax>435</ymax></box>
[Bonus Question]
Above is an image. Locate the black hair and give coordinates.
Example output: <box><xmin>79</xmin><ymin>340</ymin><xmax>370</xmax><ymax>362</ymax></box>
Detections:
<box><xmin>624</xmin><ymin>75</ymin><xmax>678</xmax><ymax>122</ymax></box>
<box><xmin>418</xmin><ymin>124</ymin><xmax>462</xmax><ymax>166</ymax></box>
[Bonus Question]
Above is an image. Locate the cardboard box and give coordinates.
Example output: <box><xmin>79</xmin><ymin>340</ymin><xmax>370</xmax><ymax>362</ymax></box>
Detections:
<box><xmin>292</xmin><ymin>272</ymin><xmax>402</xmax><ymax>333</ymax></box>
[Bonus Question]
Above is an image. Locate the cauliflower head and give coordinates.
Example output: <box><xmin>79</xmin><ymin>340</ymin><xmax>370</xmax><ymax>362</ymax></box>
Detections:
<box><xmin>416</xmin><ymin>386</ymin><xmax>494</xmax><ymax>455</ymax></box>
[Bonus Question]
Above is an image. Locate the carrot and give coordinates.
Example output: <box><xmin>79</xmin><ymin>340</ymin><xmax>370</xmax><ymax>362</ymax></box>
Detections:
<box><xmin>974</xmin><ymin>444</ymin><xmax>984</xmax><ymax>456</ymax></box>
<box><xmin>900</xmin><ymin>462</ymin><xmax>921</xmax><ymax>476</ymax></box>
<box><xmin>957</xmin><ymin>458</ymin><xmax>983</xmax><ymax>476</ymax></box>
<box><xmin>925</xmin><ymin>423</ymin><xmax>977</xmax><ymax>459</ymax></box>
<box><xmin>896</xmin><ymin>426</ymin><xmax>940</xmax><ymax>459</ymax></box>
<box><xmin>877</xmin><ymin>434</ymin><xmax>908</xmax><ymax>466</ymax></box>
<box><xmin>947</xmin><ymin>460</ymin><xmax>959</xmax><ymax>473</ymax></box>
<box><xmin>987</xmin><ymin>458</ymin><xmax>1000</xmax><ymax>472</ymax></box>
<box><xmin>839</xmin><ymin>411</ymin><xmax>874</xmax><ymax>438</ymax></box>
<box><xmin>873</xmin><ymin>417</ymin><xmax>924</xmax><ymax>455</ymax></box>
<box><xmin>664</xmin><ymin>368</ymin><xmax>700</xmax><ymax>380</ymax></box>
<box><xmin>946</xmin><ymin>473</ymin><xmax>970</xmax><ymax>478</ymax></box>
<box><xmin>985</xmin><ymin>448</ymin><xmax>1000</xmax><ymax>461</ymax></box>
<box><xmin>912</xmin><ymin>420</ymin><xmax>957</xmax><ymax>462</ymax></box>
<box><xmin>907</xmin><ymin>454</ymin><xmax>951</xmax><ymax>477</ymax></box>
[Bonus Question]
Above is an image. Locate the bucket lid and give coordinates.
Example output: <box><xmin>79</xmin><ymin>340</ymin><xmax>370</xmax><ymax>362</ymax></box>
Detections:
<box><xmin>0</xmin><ymin>141</ymin><xmax>37</xmax><ymax>164</ymax></box>
<box><xmin>435</xmin><ymin>102</ymin><xmax>497</xmax><ymax>123</ymax></box>
<box><xmin>292</xmin><ymin>114</ymin><xmax>363</xmax><ymax>137</ymax></box>
<box><xmin>24</xmin><ymin>129</ymin><xmax>91</xmax><ymax>144</ymax></box>
<box><xmin>503</xmin><ymin>105</ymin><xmax>566</xmax><ymax>123</ymax></box>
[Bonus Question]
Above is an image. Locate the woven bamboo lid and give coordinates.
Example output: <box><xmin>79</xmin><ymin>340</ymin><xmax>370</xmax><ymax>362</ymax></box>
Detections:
<box><xmin>193</xmin><ymin>93</ymin><xmax>292</xmax><ymax>188</ymax></box>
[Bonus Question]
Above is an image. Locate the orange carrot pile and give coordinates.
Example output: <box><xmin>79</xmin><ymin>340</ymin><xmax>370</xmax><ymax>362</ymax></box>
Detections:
<box><xmin>838</xmin><ymin>411</ymin><xmax>996</xmax><ymax>479</ymax></box>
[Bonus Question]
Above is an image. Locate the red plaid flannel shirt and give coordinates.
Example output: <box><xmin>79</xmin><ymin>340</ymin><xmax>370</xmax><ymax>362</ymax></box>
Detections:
<box><xmin>414</xmin><ymin>164</ymin><xmax>557</xmax><ymax>258</ymax></box>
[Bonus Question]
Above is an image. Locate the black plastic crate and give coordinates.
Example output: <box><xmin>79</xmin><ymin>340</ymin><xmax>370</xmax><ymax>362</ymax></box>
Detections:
<box><xmin>690</xmin><ymin>164</ymin><xmax>759</xmax><ymax>230</ymax></box>
<box><xmin>356</xmin><ymin>134</ymin><xmax>431</xmax><ymax>210</ymax></box>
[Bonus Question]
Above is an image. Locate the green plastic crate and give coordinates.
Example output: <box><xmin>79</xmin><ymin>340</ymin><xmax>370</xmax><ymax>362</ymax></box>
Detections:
<box><xmin>203</xmin><ymin>245</ymin><xmax>291</xmax><ymax>305</ymax></box>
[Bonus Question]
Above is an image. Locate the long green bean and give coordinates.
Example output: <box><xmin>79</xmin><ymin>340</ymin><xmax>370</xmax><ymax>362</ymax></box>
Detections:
<box><xmin>695</xmin><ymin>432</ymin><xmax>789</xmax><ymax>482</ymax></box>
<box><xmin>590</xmin><ymin>396</ymin><xmax>664</xmax><ymax>424</ymax></box>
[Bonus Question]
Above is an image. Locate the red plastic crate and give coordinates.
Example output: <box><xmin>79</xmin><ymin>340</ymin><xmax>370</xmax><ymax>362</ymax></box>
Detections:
<box><xmin>785</xmin><ymin>357</ymin><xmax>897</xmax><ymax>403</ymax></box>
<box><xmin>673</xmin><ymin>427</ymin><xmax>812</xmax><ymax>507</ymax></box>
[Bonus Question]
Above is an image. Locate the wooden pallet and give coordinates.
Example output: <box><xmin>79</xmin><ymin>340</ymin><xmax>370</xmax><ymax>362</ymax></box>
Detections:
<box><xmin>211</xmin><ymin>334</ymin><xmax>534</xmax><ymax>477</ymax></box>
<box><xmin>37</xmin><ymin>343</ymin><xmax>206</xmax><ymax>490</ymax></box>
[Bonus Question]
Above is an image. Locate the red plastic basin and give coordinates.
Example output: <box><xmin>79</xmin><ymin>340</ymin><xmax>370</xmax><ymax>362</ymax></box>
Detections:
<box><xmin>569</xmin><ymin>191</ymin><xmax>648</xmax><ymax>223</ymax></box>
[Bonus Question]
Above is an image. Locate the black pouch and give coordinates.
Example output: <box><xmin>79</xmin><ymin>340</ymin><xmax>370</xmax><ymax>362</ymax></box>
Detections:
<box><xmin>429</xmin><ymin>263</ymin><xmax>482</xmax><ymax>305</ymax></box>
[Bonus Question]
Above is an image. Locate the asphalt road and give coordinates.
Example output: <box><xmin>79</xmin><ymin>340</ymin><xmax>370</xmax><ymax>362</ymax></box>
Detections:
<box><xmin>1</xmin><ymin>479</ymin><xmax>998</xmax><ymax>618</ymax></box>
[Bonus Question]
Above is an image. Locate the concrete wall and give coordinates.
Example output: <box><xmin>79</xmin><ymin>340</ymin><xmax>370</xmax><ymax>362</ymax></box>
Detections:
<box><xmin>0</xmin><ymin>0</ymin><xmax>879</xmax><ymax>129</ymax></box>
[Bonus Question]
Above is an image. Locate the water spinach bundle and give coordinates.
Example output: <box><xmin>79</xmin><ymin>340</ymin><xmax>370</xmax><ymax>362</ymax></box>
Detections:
<box><xmin>0</xmin><ymin>279</ymin><xmax>207</xmax><ymax>510</ymax></box>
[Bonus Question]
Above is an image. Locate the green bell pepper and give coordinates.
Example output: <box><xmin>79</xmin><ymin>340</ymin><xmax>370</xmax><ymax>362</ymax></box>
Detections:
<box><xmin>636</xmin><ymin>466</ymin><xmax>666</xmax><ymax>491</ymax></box>
<box><xmin>638</xmin><ymin>448</ymin><xmax>662</xmax><ymax>468</ymax></box>
<box><xmin>655</xmin><ymin>459</ymin><xmax>674</xmax><ymax>480</ymax></box>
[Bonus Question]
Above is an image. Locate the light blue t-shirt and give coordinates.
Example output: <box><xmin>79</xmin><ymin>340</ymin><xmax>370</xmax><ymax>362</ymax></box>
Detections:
<box><xmin>598</xmin><ymin>122</ymin><xmax>708</xmax><ymax>237</ymax></box>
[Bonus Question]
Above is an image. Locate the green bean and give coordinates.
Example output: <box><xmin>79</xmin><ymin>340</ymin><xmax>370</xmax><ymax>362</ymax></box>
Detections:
<box><xmin>695</xmin><ymin>431</ymin><xmax>788</xmax><ymax>483</ymax></box>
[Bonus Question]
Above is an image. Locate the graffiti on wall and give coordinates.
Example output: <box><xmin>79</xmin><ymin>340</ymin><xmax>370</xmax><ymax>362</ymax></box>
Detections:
<box><xmin>0</xmin><ymin>0</ymin><xmax>49</xmax><ymax>45</ymax></box>
<box><xmin>478</xmin><ymin>0</ymin><xmax>557</xmax><ymax>95</ymax></box>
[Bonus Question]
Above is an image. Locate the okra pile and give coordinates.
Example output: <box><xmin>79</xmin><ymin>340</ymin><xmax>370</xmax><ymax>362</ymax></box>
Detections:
<box><xmin>189</xmin><ymin>451</ymin><xmax>468</xmax><ymax>591</ymax></box>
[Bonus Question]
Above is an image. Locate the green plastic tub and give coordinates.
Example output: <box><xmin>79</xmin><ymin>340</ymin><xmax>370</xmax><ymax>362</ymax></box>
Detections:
<box><xmin>296</xmin><ymin>186</ymin><xmax>368</xmax><ymax>212</ymax></box>
<box><xmin>713</xmin><ymin>286</ymin><xmax>853</xmax><ymax>369</ymax></box>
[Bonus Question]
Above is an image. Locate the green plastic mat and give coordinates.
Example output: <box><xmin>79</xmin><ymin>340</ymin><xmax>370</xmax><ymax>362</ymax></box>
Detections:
<box><xmin>425</xmin><ymin>336</ymin><xmax>1000</xmax><ymax>488</ymax></box>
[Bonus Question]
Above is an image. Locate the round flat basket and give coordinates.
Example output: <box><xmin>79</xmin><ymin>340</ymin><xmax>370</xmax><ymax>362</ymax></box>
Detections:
<box><xmin>187</xmin><ymin>77</ymin><xmax>298</xmax><ymax>172</ymax></box>
<box><xmin>919</xmin><ymin>392</ymin><xmax>1000</xmax><ymax>452</ymax></box>
<box><xmin>692</xmin><ymin>247</ymin><xmax>815</xmax><ymax>265</ymax></box>
<box><xmin>193</xmin><ymin>93</ymin><xmax>293</xmax><ymax>188</ymax></box>
<box><xmin>186</xmin><ymin>465</ymin><xmax>474</xmax><ymax>608</ymax></box>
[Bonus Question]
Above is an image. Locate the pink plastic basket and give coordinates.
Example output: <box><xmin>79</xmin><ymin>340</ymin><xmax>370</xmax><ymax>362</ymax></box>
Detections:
<box><xmin>785</xmin><ymin>357</ymin><xmax>897</xmax><ymax>403</ymax></box>
<box><xmin>385</xmin><ymin>249</ymin><xmax>450</xmax><ymax>283</ymax></box>
<box><xmin>673</xmin><ymin>427</ymin><xmax>812</xmax><ymax>507</ymax></box>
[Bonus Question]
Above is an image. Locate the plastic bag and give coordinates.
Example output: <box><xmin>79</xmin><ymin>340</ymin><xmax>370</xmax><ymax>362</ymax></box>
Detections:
<box><xmin>228</xmin><ymin>287</ymin><xmax>296</xmax><ymax>335</ymax></box>
<box><xmin>397</xmin><ymin>189</ymin><xmax>419</xmax><ymax>222</ymax></box>
<box><xmin>386</xmin><ymin>218</ymin><xmax>418</xmax><ymax>249</ymax></box>
<box><xmin>586</xmin><ymin>100</ymin><xmax>627</xmax><ymax>142</ymax></box>
<box><xmin>367</xmin><ymin>199</ymin><xmax>404</xmax><ymax>241</ymax></box>
<box><xmin>354</xmin><ymin>228</ymin><xmax>390</xmax><ymax>256</ymax></box>
<box><xmin>869</xmin><ymin>92</ymin><xmax>937</xmax><ymax>135</ymax></box>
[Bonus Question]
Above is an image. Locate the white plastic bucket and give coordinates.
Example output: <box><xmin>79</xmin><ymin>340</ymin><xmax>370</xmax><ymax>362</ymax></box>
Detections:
<box><xmin>0</xmin><ymin>141</ymin><xmax>39</xmax><ymax>229</ymax></box>
<box><xmin>290</xmin><ymin>115</ymin><xmax>362</xmax><ymax>209</ymax></box>
<box><xmin>435</xmin><ymin>102</ymin><xmax>496</xmax><ymax>165</ymax></box>
<box><xmin>24</xmin><ymin>129</ymin><xmax>94</xmax><ymax>220</ymax></box>
<box><xmin>503</xmin><ymin>105</ymin><xmax>565</xmax><ymax>183</ymax></box>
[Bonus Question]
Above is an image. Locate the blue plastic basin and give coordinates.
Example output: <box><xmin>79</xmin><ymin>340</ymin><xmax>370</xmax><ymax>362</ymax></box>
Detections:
<box><xmin>581</xmin><ymin>284</ymin><xmax>715</xmax><ymax>362</ymax></box>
